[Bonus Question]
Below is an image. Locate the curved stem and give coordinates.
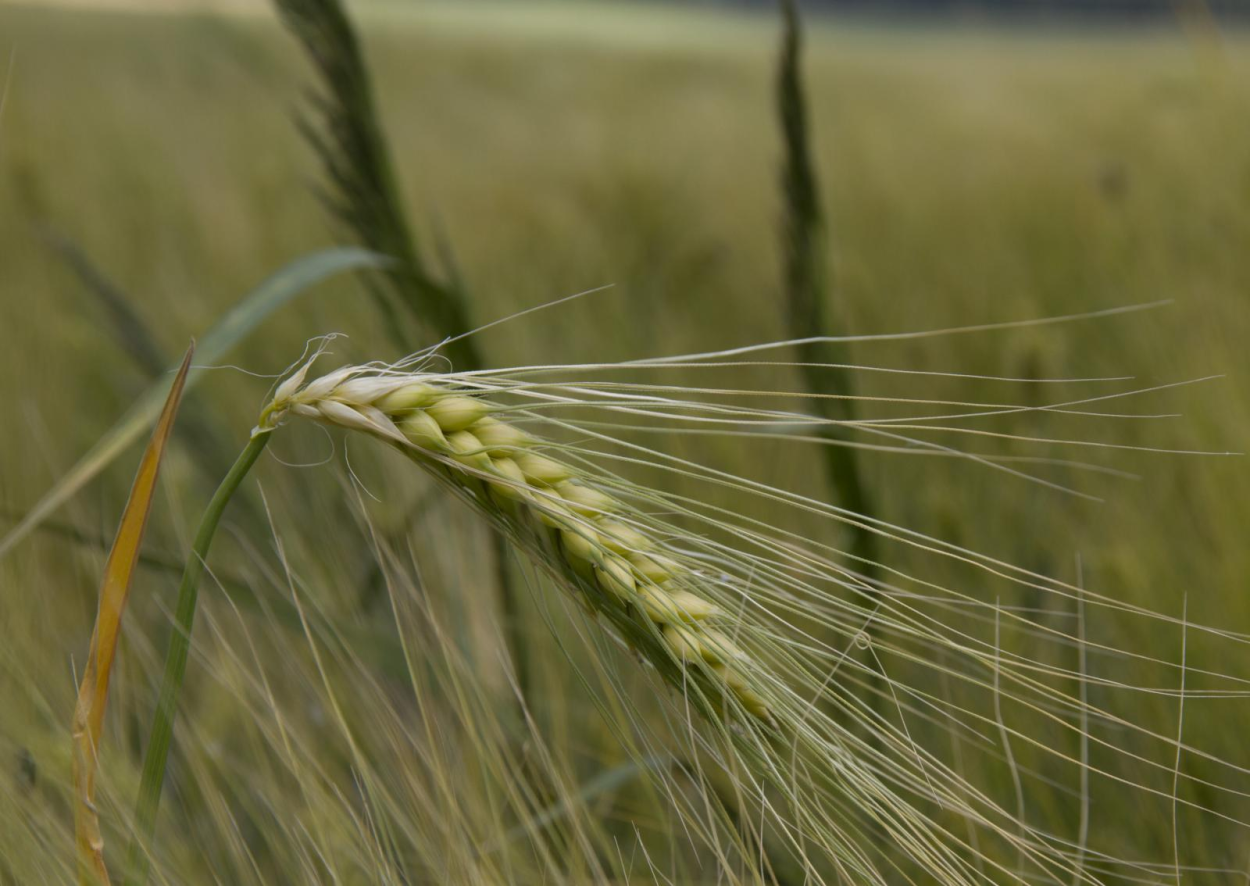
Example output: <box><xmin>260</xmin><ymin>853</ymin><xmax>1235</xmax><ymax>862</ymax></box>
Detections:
<box><xmin>124</xmin><ymin>430</ymin><xmax>271</xmax><ymax>886</ymax></box>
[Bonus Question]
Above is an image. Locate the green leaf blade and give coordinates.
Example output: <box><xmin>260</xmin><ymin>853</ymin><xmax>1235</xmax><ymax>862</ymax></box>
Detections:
<box><xmin>0</xmin><ymin>246</ymin><xmax>388</xmax><ymax>561</ymax></box>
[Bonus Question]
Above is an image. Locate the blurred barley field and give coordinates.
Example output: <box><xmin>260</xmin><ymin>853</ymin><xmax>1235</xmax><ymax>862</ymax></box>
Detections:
<box><xmin>2</xmin><ymin>1</ymin><xmax>1250</xmax><ymax>883</ymax></box>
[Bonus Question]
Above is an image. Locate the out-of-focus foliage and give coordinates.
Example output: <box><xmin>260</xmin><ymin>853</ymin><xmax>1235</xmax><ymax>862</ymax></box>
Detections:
<box><xmin>1</xmin><ymin>2</ymin><xmax>1248</xmax><ymax>883</ymax></box>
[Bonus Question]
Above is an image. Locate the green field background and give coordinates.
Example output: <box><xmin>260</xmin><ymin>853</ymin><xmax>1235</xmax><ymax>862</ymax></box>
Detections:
<box><xmin>2</xmin><ymin>2</ymin><xmax>1249</xmax><ymax>882</ymax></box>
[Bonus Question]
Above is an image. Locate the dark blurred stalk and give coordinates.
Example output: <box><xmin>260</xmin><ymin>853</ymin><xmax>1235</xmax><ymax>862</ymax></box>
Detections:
<box><xmin>273</xmin><ymin>0</ymin><xmax>476</xmax><ymax>371</ymax></box>
<box><xmin>42</xmin><ymin>229</ymin><xmax>167</xmax><ymax>377</ymax></box>
<box><xmin>272</xmin><ymin>0</ymin><xmax>529</xmax><ymax>703</ymax></box>
<box><xmin>41</xmin><ymin>228</ymin><xmax>247</xmax><ymax>496</ymax></box>
<box><xmin>776</xmin><ymin>0</ymin><xmax>885</xmax><ymax>718</ymax></box>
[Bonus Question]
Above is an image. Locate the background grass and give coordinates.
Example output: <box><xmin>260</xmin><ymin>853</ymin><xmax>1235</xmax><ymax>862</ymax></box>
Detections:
<box><xmin>1</xmin><ymin>1</ymin><xmax>1249</xmax><ymax>882</ymax></box>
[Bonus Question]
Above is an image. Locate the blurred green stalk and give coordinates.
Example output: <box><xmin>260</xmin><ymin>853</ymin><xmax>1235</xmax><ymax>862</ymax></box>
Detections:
<box><xmin>776</xmin><ymin>0</ymin><xmax>885</xmax><ymax>720</ymax></box>
<box><xmin>124</xmin><ymin>431</ymin><xmax>272</xmax><ymax>886</ymax></box>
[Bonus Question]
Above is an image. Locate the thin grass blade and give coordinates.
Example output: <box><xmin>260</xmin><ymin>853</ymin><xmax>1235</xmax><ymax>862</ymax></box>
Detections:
<box><xmin>41</xmin><ymin>228</ymin><xmax>166</xmax><ymax>377</ymax></box>
<box><xmin>71</xmin><ymin>343</ymin><xmax>193</xmax><ymax>886</ymax></box>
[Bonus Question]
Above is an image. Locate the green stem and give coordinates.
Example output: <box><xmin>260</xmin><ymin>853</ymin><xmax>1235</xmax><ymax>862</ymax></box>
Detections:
<box><xmin>776</xmin><ymin>0</ymin><xmax>887</xmax><ymax>746</ymax></box>
<box><xmin>124</xmin><ymin>430</ymin><xmax>271</xmax><ymax>885</ymax></box>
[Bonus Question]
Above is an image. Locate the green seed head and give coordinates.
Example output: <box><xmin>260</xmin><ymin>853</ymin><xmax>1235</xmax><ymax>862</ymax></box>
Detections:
<box><xmin>265</xmin><ymin>363</ymin><xmax>773</xmax><ymax>726</ymax></box>
<box><xmin>662</xmin><ymin>623</ymin><xmax>700</xmax><ymax>661</ymax></box>
<box><xmin>427</xmin><ymin>396</ymin><xmax>490</xmax><ymax>432</ymax></box>
<box><xmin>629</xmin><ymin>553</ymin><xmax>679</xmax><ymax>584</ymax></box>
<box><xmin>560</xmin><ymin>526</ymin><xmax>599</xmax><ymax>570</ymax></box>
<box><xmin>446</xmin><ymin>430</ymin><xmax>492</xmax><ymax>472</ymax></box>
<box><xmin>515</xmin><ymin>452</ymin><xmax>571</xmax><ymax>486</ymax></box>
<box><xmin>556</xmin><ymin>480</ymin><xmax>616</xmax><ymax>517</ymax></box>
<box><xmin>694</xmin><ymin>629</ymin><xmax>744</xmax><ymax>666</ymax></box>
<box><xmin>531</xmin><ymin>493</ymin><xmax>576</xmax><ymax>529</ymax></box>
<box><xmin>376</xmin><ymin>382</ymin><xmax>439</xmax><ymax>413</ymax></box>
<box><xmin>595</xmin><ymin>556</ymin><xmax>636</xmax><ymax>600</ymax></box>
<box><xmin>398</xmin><ymin>410</ymin><xmax>450</xmax><ymax>452</ymax></box>
<box><xmin>488</xmin><ymin>456</ymin><xmax>529</xmax><ymax>504</ymax></box>
<box><xmin>639</xmin><ymin>587</ymin><xmax>718</xmax><ymax>624</ymax></box>
<box><xmin>715</xmin><ymin>665</ymin><xmax>771</xmax><ymax>720</ymax></box>
<box><xmin>473</xmin><ymin>417</ymin><xmax>534</xmax><ymax>456</ymax></box>
<box><xmin>596</xmin><ymin>520</ymin><xmax>652</xmax><ymax>556</ymax></box>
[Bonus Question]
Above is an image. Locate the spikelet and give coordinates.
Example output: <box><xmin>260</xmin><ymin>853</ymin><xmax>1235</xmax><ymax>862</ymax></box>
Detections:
<box><xmin>260</xmin><ymin>366</ymin><xmax>771</xmax><ymax>723</ymax></box>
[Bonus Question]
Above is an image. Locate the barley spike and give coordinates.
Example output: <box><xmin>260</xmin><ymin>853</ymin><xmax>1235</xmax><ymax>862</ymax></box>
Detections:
<box><xmin>260</xmin><ymin>364</ymin><xmax>774</xmax><ymax>723</ymax></box>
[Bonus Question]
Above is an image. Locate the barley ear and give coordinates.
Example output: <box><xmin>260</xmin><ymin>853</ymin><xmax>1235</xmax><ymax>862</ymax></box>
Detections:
<box><xmin>262</xmin><ymin>368</ymin><xmax>775</xmax><ymax>724</ymax></box>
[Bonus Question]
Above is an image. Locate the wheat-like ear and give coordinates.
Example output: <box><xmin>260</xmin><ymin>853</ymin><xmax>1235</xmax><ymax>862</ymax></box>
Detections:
<box><xmin>253</xmin><ymin>348</ymin><xmax>1250</xmax><ymax>885</ymax></box>
<box><xmin>262</xmin><ymin>369</ymin><xmax>775</xmax><ymax>723</ymax></box>
<box><xmin>256</xmin><ymin>359</ymin><xmax>1100</xmax><ymax>884</ymax></box>
<box><xmin>261</xmin><ymin>362</ymin><xmax>1015</xmax><ymax>883</ymax></box>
